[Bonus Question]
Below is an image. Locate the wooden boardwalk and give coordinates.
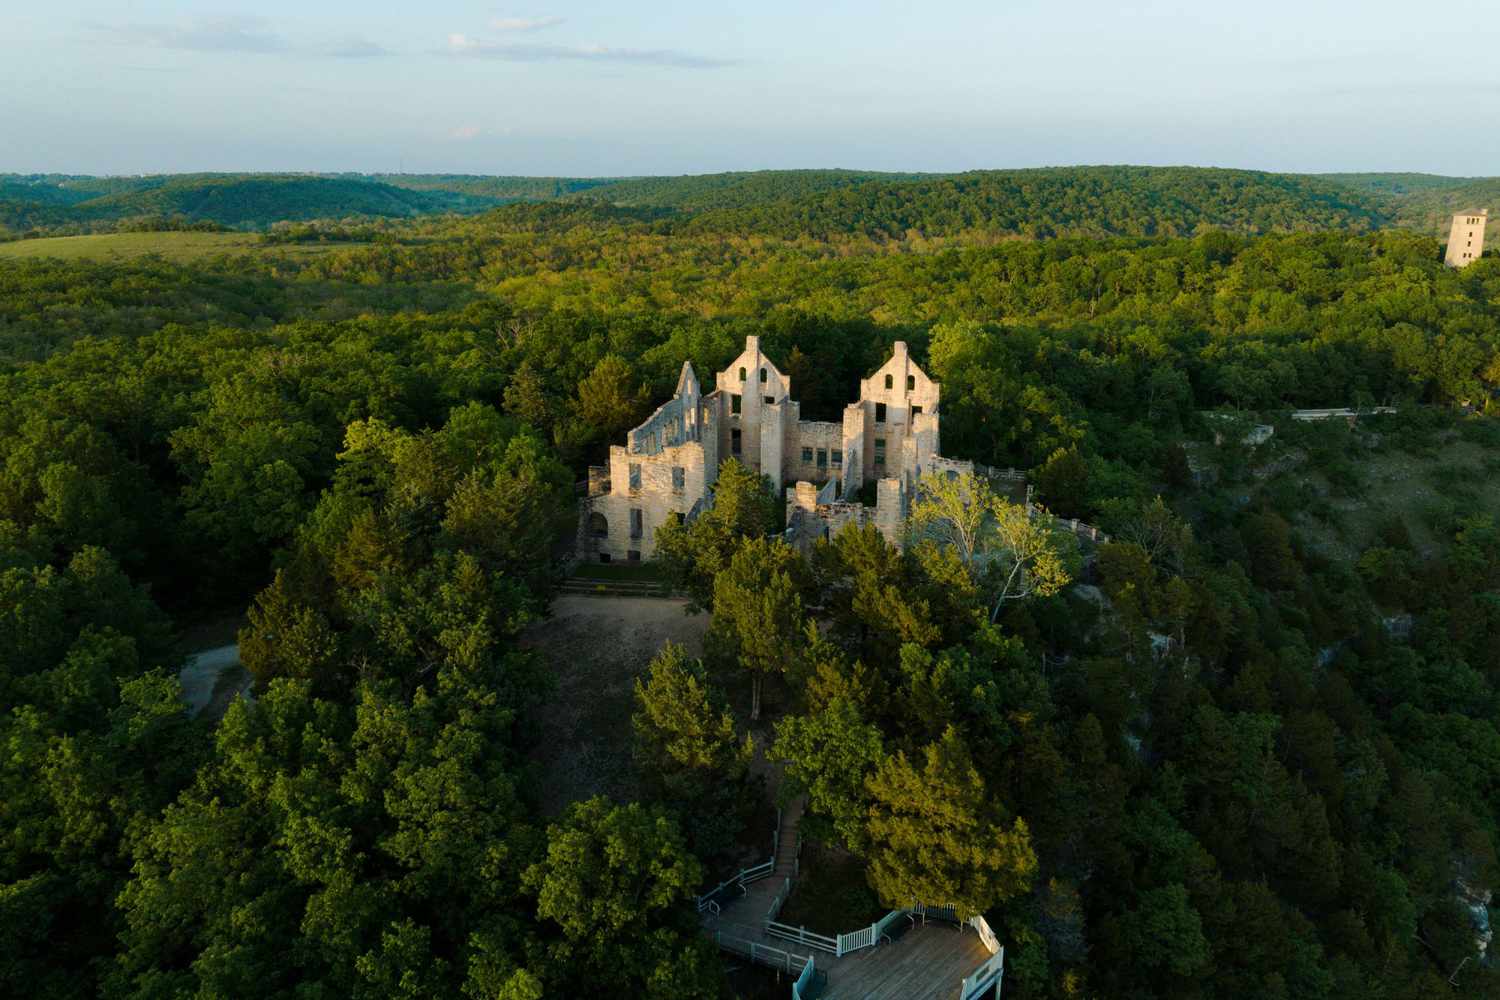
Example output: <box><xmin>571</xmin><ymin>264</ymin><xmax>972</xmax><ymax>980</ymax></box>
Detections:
<box><xmin>701</xmin><ymin>800</ymin><xmax>994</xmax><ymax>1000</ymax></box>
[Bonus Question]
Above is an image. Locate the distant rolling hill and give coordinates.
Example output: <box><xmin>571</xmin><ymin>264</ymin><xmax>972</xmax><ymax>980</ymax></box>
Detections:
<box><xmin>0</xmin><ymin>174</ymin><xmax>503</xmax><ymax>234</ymax></box>
<box><xmin>561</xmin><ymin>169</ymin><xmax>939</xmax><ymax>211</ymax></box>
<box><xmin>656</xmin><ymin>166</ymin><xmax>1394</xmax><ymax>239</ymax></box>
<box><xmin>3</xmin><ymin>166</ymin><xmax>1497</xmax><ymax>242</ymax></box>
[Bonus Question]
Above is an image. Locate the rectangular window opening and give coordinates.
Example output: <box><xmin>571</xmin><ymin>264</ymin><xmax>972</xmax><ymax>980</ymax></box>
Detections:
<box><xmin>730</xmin><ymin>393</ymin><xmax>742</xmax><ymax>415</ymax></box>
<box><xmin>628</xmin><ymin>463</ymin><xmax>641</xmax><ymax>491</ymax></box>
<box><xmin>801</xmin><ymin>447</ymin><xmax>814</xmax><ymax>463</ymax></box>
<box><xmin>912</xmin><ymin>405</ymin><xmax>922</xmax><ymax>417</ymax></box>
<box><xmin>875</xmin><ymin>402</ymin><xmax>887</xmax><ymax>424</ymax></box>
<box><xmin>629</xmin><ymin>508</ymin><xmax>643</xmax><ymax>539</ymax></box>
<box><xmin>764</xmin><ymin>396</ymin><xmax>775</xmax><ymax>406</ymax></box>
<box><xmin>873</xmin><ymin>438</ymin><xmax>886</xmax><ymax>466</ymax></box>
<box><xmin>731</xmin><ymin>428</ymin><xmax>742</xmax><ymax>454</ymax></box>
<box><xmin>831</xmin><ymin>449</ymin><xmax>842</xmax><ymax>467</ymax></box>
<box><xmin>816</xmin><ymin>449</ymin><xmax>827</xmax><ymax>468</ymax></box>
<box><xmin>672</xmin><ymin>467</ymin><xmax>685</xmax><ymax>493</ymax></box>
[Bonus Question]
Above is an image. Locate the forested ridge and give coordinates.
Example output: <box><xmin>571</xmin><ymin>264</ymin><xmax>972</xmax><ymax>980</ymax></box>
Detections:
<box><xmin>4</xmin><ymin>184</ymin><xmax>1500</xmax><ymax>999</ymax></box>
<box><xmin>0</xmin><ymin>174</ymin><xmax>500</xmax><ymax>236</ymax></box>
<box><xmin>5</xmin><ymin>165</ymin><xmax>1496</xmax><ymax>242</ymax></box>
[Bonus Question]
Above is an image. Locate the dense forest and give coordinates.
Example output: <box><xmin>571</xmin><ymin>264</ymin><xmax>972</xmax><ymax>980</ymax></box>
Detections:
<box><xmin>4</xmin><ymin>165</ymin><xmax>1495</xmax><ymax>242</ymax></box>
<box><xmin>0</xmin><ymin>174</ymin><xmax>501</xmax><ymax>236</ymax></box>
<box><xmin>3</xmin><ymin>172</ymin><xmax>1500</xmax><ymax>998</ymax></box>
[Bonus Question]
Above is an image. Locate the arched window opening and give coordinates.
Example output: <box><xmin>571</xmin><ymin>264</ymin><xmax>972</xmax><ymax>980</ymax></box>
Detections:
<box><xmin>907</xmin><ymin>375</ymin><xmax>915</xmax><ymax>391</ymax></box>
<box><xmin>739</xmin><ymin>367</ymin><xmax>747</xmax><ymax>381</ymax></box>
<box><xmin>760</xmin><ymin>367</ymin><xmax>767</xmax><ymax>383</ymax></box>
<box><xmin>884</xmin><ymin>374</ymin><xmax>893</xmax><ymax>390</ymax></box>
<box><xmin>588</xmin><ymin>512</ymin><xmax>609</xmax><ymax>538</ymax></box>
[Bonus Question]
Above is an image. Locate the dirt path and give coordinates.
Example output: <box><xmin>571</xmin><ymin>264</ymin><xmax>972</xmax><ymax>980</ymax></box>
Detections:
<box><xmin>521</xmin><ymin>594</ymin><xmax>711</xmax><ymax>816</ymax></box>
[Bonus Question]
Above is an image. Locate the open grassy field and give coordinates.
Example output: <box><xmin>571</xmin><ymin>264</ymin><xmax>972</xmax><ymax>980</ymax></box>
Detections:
<box><xmin>0</xmin><ymin>231</ymin><xmax>368</xmax><ymax>263</ymax></box>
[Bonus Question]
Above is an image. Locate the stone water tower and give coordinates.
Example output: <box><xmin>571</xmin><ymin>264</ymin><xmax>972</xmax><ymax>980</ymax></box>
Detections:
<box><xmin>1445</xmin><ymin>208</ymin><xmax>1488</xmax><ymax>267</ymax></box>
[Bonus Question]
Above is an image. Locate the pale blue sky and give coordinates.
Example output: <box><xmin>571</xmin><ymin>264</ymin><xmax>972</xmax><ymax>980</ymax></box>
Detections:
<box><xmin>4</xmin><ymin>1</ymin><xmax>1497</xmax><ymax>176</ymax></box>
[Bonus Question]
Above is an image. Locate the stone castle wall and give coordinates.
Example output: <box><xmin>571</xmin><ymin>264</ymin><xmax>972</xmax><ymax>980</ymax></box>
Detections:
<box><xmin>582</xmin><ymin>337</ymin><xmax>955</xmax><ymax>563</ymax></box>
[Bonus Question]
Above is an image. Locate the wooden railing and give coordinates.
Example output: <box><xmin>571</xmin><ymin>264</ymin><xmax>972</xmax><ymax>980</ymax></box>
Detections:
<box><xmin>695</xmin><ymin>857</ymin><xmax>774</xmax><ymax>913</ymax></box>
<box><xmin>710</xmin><ymin>928</ymin><xmax>810</xmax><ymax>976</ymax></box>
<box><xmin>968</xmin><ymin>914</ymin><xmax>1000</xmax><ymax>954</ymax></box>
<box><xmin>911</xmin><ymin>902</ymin><xmax>959</xmax><ymax>924</ymax></box>
<box><xmin>960</xmin><ymin>946</ymin><xmax>1005</xmax><ymax>1000</ymax></box>
<box><xmin>835</xmin><ymin>907</ymin><xmax>913</xmax><ymax>956</ymax></box>
<box><xmin>960</xmin><ymin>914</ymin><xmax>1004</xmax><ymax>999</ymax></box>
<box><xmin>766</xmin><ymin>877</ymin><xmax>792</xmax><ymax>923</ymax></box>
<box><xmin>835</xmin><ymin>921</ymin><xmax>877</xmax><ymax>955</ymax></box>
<box><xmin>791</xmin><ymin>955</ymin><xmax>817</xmax><ymax>1000</ymax></box>
<box><xmin>763</xmin><ymin>919</ymin><xmax>838</xmax><ymax>955</ymax></box>
<box><xmin>695</xmin><ymin>808</ymin><xmax>781</xmax><ymax>913</ymax></box>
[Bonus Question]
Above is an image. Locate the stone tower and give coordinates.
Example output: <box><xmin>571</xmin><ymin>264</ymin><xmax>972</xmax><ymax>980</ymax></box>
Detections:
<box><xmin>1445</xmin><ymin>209</ymin><xmax>1488</xmax><ymax>268</ymax></box>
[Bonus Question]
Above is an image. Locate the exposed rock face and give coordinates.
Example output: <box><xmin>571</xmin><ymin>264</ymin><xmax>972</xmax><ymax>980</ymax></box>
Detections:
<box><xmin>1382</xmin><ymin>613</ymin><xmax>1414</xmax><ymax>640</ymax></box>
<box><xmin>1456</xmin><ymin>877</ymin><xmax>1494</xmax><ymax>961</ymax></box>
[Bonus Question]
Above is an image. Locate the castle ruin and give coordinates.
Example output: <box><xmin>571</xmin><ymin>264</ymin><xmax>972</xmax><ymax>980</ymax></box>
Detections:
<box><xmin>1446</xmin><ymin>209</ymin><xmax>1488</xmax><ymax>268</ymax></box>
<box><xmin>581</xmin><ymin>337</ymin><xmax>971</xmax><ymax>562</ymax></box>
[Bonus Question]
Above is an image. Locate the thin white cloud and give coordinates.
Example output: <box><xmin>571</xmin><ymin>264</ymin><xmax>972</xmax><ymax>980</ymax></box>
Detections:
<box><xmin>329</xmin><ymin>38</ymin><xmax>391</xmax><ymax>59</ymax></box>
<box><xmin>447</xmin><ymin>33</ymin><xmax>734</xmax><ymax>68</ymax></box>
<box><xmin>98</xmin><ymin>16</ymin><xmax>287</xmax><ymax>54</ymax></box>
<box><xmin>490</xmin><ymin>16</ymin><xmax>566</xmax><ymax>32</ymax></box>
<box><xmin>450</xmin><ymin>125</ymin><xmax>483</xmax><ymax>140</ymax></box>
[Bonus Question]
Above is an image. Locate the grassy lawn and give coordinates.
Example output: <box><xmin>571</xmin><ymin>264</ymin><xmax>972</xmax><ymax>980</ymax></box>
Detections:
<box><xmin>0</xmin><ymin>232</ymin><xmax>368</xmax><ymax>263</ymax></box>
<box><xmin>775</xmin><ymin>843</ymin><xmax>886</xmax><ymax>936</ymax></box>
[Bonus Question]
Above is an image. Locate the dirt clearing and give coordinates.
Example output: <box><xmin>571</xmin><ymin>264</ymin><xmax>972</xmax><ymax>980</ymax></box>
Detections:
<box><xmin>521</xmin><ymin>594</ymin><xmax>710</xmax><ymax>816</ymax></box>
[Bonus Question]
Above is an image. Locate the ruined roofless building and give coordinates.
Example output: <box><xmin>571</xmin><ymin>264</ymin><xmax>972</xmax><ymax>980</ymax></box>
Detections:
<box><xmin>1445</xmin><ymin>209</ymin><xmax>1488</xmax><ymax>268</ymax></box>
<box><xmin>581</xmin><ymin>337</ymin><xmax>963</xmax><ymax>563</ymax></box>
